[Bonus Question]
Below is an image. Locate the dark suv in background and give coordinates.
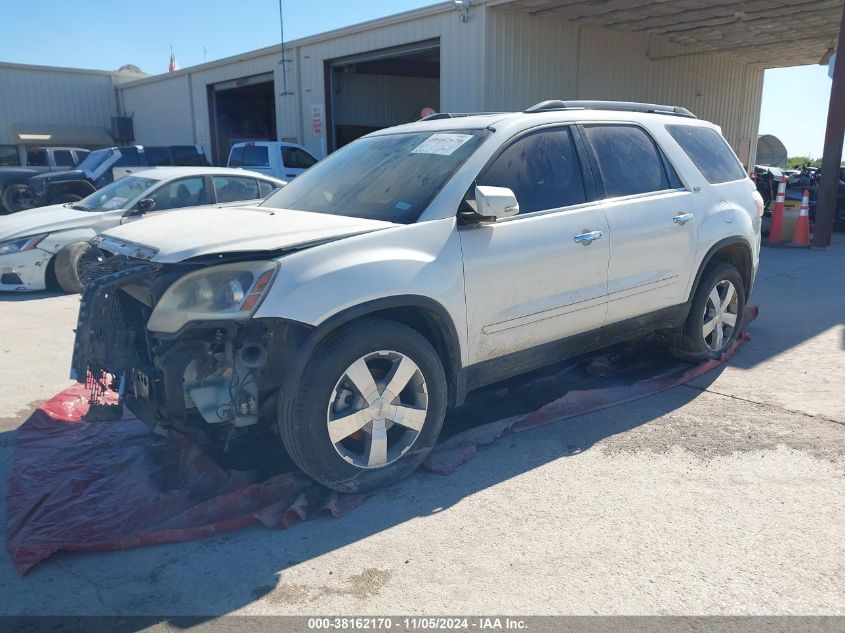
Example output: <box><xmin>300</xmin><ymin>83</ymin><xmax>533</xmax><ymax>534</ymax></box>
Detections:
<box><xmin>28</xmin><ymin>144</ymin><xmax>209</xmax><ymax>207</ymax></box>
<box><xmin>0</xmin><ymin>146</ymin><xmax>89</xmax><ymax>213</ymax></box>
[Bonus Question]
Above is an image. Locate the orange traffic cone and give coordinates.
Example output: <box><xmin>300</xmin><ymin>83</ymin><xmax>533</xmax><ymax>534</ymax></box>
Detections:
<box><xmin>768</xmin><ymin>176</ymin><xmax>786</xmax><ymax>244</ymax></box>
<box><xmin>789</xmin><ymin>189</ymin><xmax>811</xmax><ymax>247</ymax></box>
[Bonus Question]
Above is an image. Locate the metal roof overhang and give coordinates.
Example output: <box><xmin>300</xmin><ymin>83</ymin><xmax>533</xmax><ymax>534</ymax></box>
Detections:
<box><xmin>10</xmin><ymin>123</ymin><xmax>114</xmax><ymax>147</ymax></box>
<box><xmin>488</xmin><ymin>0</ymin><xmax>844</xmax><ymax>67</ymax></box>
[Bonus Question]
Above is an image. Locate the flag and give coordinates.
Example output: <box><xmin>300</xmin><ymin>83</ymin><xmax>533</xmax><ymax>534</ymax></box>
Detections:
<box><xmin>169</xmin><ymin>46</ymin><xmax>179</xmax><ymax>73</ymax></box>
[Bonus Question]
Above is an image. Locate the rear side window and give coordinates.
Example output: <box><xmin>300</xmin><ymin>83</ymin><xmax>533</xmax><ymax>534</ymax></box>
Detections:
<box><xmin>213</xmin><ymin>175</ymin><xmax>260</xmax><ymax>203</ymax></box>
<box><xmin>0</xmin><ymin>145</ymin><xmax>19</xmax><ymax>166</ymax></box>
<box><xmin>666</xmin><ymin>125</ymin><xmax>746</xmax><ymax>184</ymax></box>
<box><xmin>170</xmin><ymin>145</ymin><xmax>206</xmax><ymax>166</ymax></box>
<box><xmin>282</xmin><ymin>147</ymin><xmax>317</xmax><ymax>169</ymax></box>
<box><xmin>114</xmin><ymin>148</ymin><xmax>142</xmax><ymax>166</ymax></box>
<box><xmin>53</xmin><ymin>150</ymin><xmax>75</xmax><ymax>167</ymax></box>
<box><xmin>584</xmin><ymin>125</ymin><xmax>670</xmax><ymax>198</ymax></box>
<box><xmin>478</xmin><ymin>127</ymin><xmax>585</xmax><ymax>214</ymax></box>
<box><xmin>143</xmin><ymin>147</ymin><xmax>171</xmax><ymax>166</ymax></box>
<box><xmin>27</xmin><ymin>149</ymin><xmax>48</xmax><ymax>167</ymax></box>
<box><xmin>242</xmin><ymin>145</ymin><xmax>269</xmax><ymax>167</ymax></box>
<box><xmin>228</xmin><ymin>146</ymin><xmax>244</xmax><ymax>167</ymax></box>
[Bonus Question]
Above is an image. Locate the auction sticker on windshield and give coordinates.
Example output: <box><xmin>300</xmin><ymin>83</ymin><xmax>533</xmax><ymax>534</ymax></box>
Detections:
<box><xmin>412</xmin><ymin>133</ymin><xmax>474</xmax><ymax>156</ymax></box>
<box><xmin>102</xmin><ymin>197</ymin><xmax>128</xmax><ymax>210</ymax></box>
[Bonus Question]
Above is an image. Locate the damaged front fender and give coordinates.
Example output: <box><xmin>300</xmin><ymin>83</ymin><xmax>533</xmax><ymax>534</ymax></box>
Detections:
<box><xmin>0</xmin><ymin>248</ymin><xmax>51</xmax><ymax>291</ymax></box>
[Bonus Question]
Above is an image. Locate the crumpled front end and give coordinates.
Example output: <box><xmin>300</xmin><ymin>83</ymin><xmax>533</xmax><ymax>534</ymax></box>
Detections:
<box><xmin>71</xmin><ymin>262</ymin><xmax>308</xmax><ymax>443</ymax></box>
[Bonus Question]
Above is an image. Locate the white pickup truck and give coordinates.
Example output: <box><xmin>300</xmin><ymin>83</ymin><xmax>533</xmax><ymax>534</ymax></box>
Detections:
<box><xmin>227</xmin><ymin>141</ymin><xmax>318</xmax><ymax>180</ymax></box>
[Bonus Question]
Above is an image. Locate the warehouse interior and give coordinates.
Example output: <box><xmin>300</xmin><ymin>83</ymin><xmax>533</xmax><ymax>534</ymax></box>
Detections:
<box><xmin>326</xmin><ymin>40</ymin><xmax>440</xmax><ymax>150</ymax></box>
<box><xmin>208</xmin><ymin>72</ymin><xmax>277</xmax><ymax>163</ymax></box>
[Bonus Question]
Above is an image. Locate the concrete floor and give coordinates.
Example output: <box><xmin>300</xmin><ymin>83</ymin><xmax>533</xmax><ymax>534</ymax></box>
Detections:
<box><xmin>0</xmin><ymin>239</ymin><xmax>843</xmax><ymax>618</ymax></box>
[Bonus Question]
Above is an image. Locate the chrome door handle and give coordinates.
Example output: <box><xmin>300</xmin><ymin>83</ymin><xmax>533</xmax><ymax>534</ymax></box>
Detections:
<box><xmin>574</xmin><ymin>230</ymin><xmax>604</xmax><ymax>244</ymax></box>
<box><xmin>673</xmin><ymin>213</ymin><xmax>694</xmax><ymax>224</ymax></box>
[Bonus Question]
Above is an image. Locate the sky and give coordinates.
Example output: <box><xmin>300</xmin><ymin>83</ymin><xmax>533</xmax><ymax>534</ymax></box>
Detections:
<box><xmin>0</xmin><ymin>0</ymin><xmax>836</xmax><ymax>158</ymax></box>
<box><xmin>759</xmin><ymin>64</ymin><xmax>833</xmax><ymax>158</ymax></box>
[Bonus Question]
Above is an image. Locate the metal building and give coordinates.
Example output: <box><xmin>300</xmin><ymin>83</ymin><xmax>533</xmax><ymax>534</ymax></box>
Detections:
<box><xmin>114</xmin><ymin>0</ymin><xmax>840</xmax><ymax>167</ymax></box>
<box><xmin>0</xmin><ymin>61</ymin><xmax>145</xmax><ymax>161</ymax></box>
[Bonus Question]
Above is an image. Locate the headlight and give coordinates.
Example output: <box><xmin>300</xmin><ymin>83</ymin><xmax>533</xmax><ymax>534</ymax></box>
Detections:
<box><xmin>0</xmin><ymin>234</ymin><xmax>47</xmax><ymax>256</ymax></box>
<box><xmin>147</xmin><ymin>261</ymin><xmax>279</xmax><ymax>333</ymax></box>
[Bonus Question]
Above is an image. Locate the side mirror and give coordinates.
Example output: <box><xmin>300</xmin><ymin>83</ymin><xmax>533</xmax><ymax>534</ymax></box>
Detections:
<box><xmin>474</xmin><ymin>185</ymin><xmax>519</xmax><ymax>222</ymax></box>
<box><xmin>135</xmin><ymin>198</ymin><xmax>155</xmax><ymax>213</ymax></box>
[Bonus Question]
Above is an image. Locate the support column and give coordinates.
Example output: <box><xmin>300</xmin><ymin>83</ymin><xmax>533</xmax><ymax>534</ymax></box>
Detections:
<box><xmin>813</xmin><ymin>2</ymin><xmax>845</xmax><ymax>247</ymax></box>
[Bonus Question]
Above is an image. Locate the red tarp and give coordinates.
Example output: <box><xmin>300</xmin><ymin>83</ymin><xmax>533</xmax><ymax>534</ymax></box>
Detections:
<box><xmin>5</xmin><ymin>307</ymin><xmax>757</xmax><ymax>574</ymax></box>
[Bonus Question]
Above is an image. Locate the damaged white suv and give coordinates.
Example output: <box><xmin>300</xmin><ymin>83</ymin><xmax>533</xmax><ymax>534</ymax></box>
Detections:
<box><xmin>72</xmin><ymin>101</ymin><xmax>762</xmax><ymax>492</ymax></box>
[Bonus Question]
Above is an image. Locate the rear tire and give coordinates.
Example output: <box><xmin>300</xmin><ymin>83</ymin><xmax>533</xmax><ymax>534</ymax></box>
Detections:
<box><xmin>670</xmin><ymin>263</ymin><xmax>746</xmax><ymax>363</ymax></box>
<box><xmin>279</xmin><ymin>317</ymin><xmax>447</xmax><ymax>493</ymax></box>
<box><xmin>53</xmin><ymin>242</ymin><xmax>95</xmax><ymax>294</ymax></box>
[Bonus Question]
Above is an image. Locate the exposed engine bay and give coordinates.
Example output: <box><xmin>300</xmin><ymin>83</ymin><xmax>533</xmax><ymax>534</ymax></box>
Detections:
<box><xmin>71</xmin><ymin>253</ymin><xmax>310</xmax><ymax>446</ymax></box>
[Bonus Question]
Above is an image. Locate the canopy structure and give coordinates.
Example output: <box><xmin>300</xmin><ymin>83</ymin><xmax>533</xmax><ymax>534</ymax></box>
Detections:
<box><xmin>491</xmin><ymin>0</ymin><xmax>845</xmax><ymax>245</ymax></box>
<box><xmin>756</xmin><ymin>134</ymin><xmax>789</xmax><ymax>166</ymax></box>
<box><xmin>492</xmin><ymin>0</ymin><xmax>843</xmax><ymax>67</ymax></box>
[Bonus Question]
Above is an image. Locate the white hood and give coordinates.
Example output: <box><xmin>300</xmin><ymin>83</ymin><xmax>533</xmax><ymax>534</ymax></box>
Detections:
<box><xmin>97</xmin><ymin>205</ymin><xmax>398</xmax><ymax>263</ymax></box>
<box><xmin>0</xmin><ymin>204</ymin><xmax>112</xmax><ymax>241</ymax></box>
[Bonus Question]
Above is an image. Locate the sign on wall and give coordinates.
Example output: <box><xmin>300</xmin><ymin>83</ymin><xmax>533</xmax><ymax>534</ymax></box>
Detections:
<box><xmin>311</xmin><ymin>105</ymin><xmax>324</xmax><ymax>138</ymax></box>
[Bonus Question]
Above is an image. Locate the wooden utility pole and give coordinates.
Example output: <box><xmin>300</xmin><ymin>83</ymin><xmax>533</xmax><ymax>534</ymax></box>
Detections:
<box><xmin>814</xmin><ymin>2</ymin><xmax>845</xmax><ymax>247</ymax></box>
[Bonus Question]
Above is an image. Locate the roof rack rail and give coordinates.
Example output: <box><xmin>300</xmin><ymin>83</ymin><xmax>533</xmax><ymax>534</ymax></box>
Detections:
<box><xmin>419</xmin><ymin>112</ymin><xmax>504</xmax><ymax>121</ymax></box>
<box><xmin>524</xmin><ymin>100</ymin><xmax>697</xmax><ymax>119</ymax></box>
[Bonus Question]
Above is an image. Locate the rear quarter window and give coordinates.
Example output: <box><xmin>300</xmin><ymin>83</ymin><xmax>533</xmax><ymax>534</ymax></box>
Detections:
<box><xmin>666</xmin><ymin>125</ymin><xmax>746</xmax><ymax>184</ymax></box>
<box><xmin>0</xmin><ymin>145</ymin><xmax>19</xmax><ymax>166</ymax></box>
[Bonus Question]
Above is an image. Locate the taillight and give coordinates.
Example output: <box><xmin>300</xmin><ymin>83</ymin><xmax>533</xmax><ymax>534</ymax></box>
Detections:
<box><xmin>752</xmin><ymin>191</ymin><xmax>765</xmax><ymax>218</ymax></box>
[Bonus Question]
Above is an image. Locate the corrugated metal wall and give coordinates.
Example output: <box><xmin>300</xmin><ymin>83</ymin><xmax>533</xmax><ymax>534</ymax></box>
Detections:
<box><xmin>0</xmin><ymin>65</ymin><xmax>119</xmax><ymax>145</ymax></box>
<box><xmin>483</xmin><ymin>9</ymin><xmax>580</xmax><ymax>112</ymax></box>
<box><xmin>119</xmin><ymin>75</ymin><xmax>195</xmax><ymax>146</ymax></box>
<box><xmin>287</xmin><ymin>9</ymin><xmax>485</xmax><ymax>157</ymax></box>
<box><xmin>184</xmin><ymin>55</ymin><xmax>280</xmax><ymax>155</ymax></box>
<box><xmin>116</xmin><ymin>8</ymin><xmax>485</xmax><ymax>160</ymax></box>
<box><xmin>115</xmin><ymin>2</ymin><xmax>765</xmax><ymax>166</ymax></box>
<box><xmin>484</xmin><ymin>7</ymin><xmax>765</xmax><ymax>166</ymax></box>
<box><xmin>332</xmin><ymin>73</ymin><xmax>439</xmax><ymax>128</ymax></box>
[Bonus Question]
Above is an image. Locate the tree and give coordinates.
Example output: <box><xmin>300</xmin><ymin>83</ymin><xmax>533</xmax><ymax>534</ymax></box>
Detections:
<box><xmin>785</xmin><ymin>156</ymin><xmax>823</xmax><ymax>169</ymax></box>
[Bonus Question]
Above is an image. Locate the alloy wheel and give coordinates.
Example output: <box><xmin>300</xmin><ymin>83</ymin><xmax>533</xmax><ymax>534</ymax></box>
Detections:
<box><xmin>702</xmin><ymin>280</ymin><xmax>739</xmax><ymax>352</ymax></box>
<box><xmin>327</xmin><ymin>350</ymin><xmax>428</xmax><ymax>469</ymax></box>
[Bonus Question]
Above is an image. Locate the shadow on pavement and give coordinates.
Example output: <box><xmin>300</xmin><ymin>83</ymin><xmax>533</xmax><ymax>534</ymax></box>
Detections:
<box><xmin>727</xmin><ymin>243</ymin><xmax>845</xmax><ymax>370</ymax></box>
<box><xmin>0</xmin><ymin>340</ymin><xmax>730</xmax><ymax>622</ymax></box>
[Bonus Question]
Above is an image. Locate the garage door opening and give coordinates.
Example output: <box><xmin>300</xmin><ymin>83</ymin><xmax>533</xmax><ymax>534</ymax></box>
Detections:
<box><xmin>209</xmin><ymin>73</ymin><xmax>276</xmax><ymax>164</ymax></box>
<box><xmin>326</xmin><ymin>40</ymin><xmax>440</xmax><ymax>151</ymax></box>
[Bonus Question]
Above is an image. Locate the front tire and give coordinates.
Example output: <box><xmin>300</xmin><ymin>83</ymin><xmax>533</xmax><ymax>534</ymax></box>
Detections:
<box><xmin>279</xmin><ymin>318</ymin><xmax>447</xmax><ymax>493</ymax></box>
<box><xmin>671</xmin><ymin>263</ymin><xmax>746</xmax><ymax>362</ymax></box>
<box><xmin>53</xmin><ymin>242</ymin><xmax>95</xmax><ymax>293</ymax></box>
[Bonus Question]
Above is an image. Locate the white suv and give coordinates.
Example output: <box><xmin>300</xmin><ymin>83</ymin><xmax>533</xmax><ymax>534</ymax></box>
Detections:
<box><xmin>72</xmin><ymin>101</ymin><xmax>763</xmax><ymax>492</ymax></box>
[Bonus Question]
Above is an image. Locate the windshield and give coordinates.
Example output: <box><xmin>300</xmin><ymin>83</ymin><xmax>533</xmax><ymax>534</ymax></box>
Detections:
<box><xmin>74</xmin><ymin>176</ymin><xmax>157</xmax><ymax>212</ymax></box>
<box><xmin>261</xmin><ymin>131</ymin><xmax>487</xmax><ymax>223</ymax></box>
<box><xmin>76</xmin><ymin>148</ymin><xmax>117</xmax><ymax>173</ymax></box>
